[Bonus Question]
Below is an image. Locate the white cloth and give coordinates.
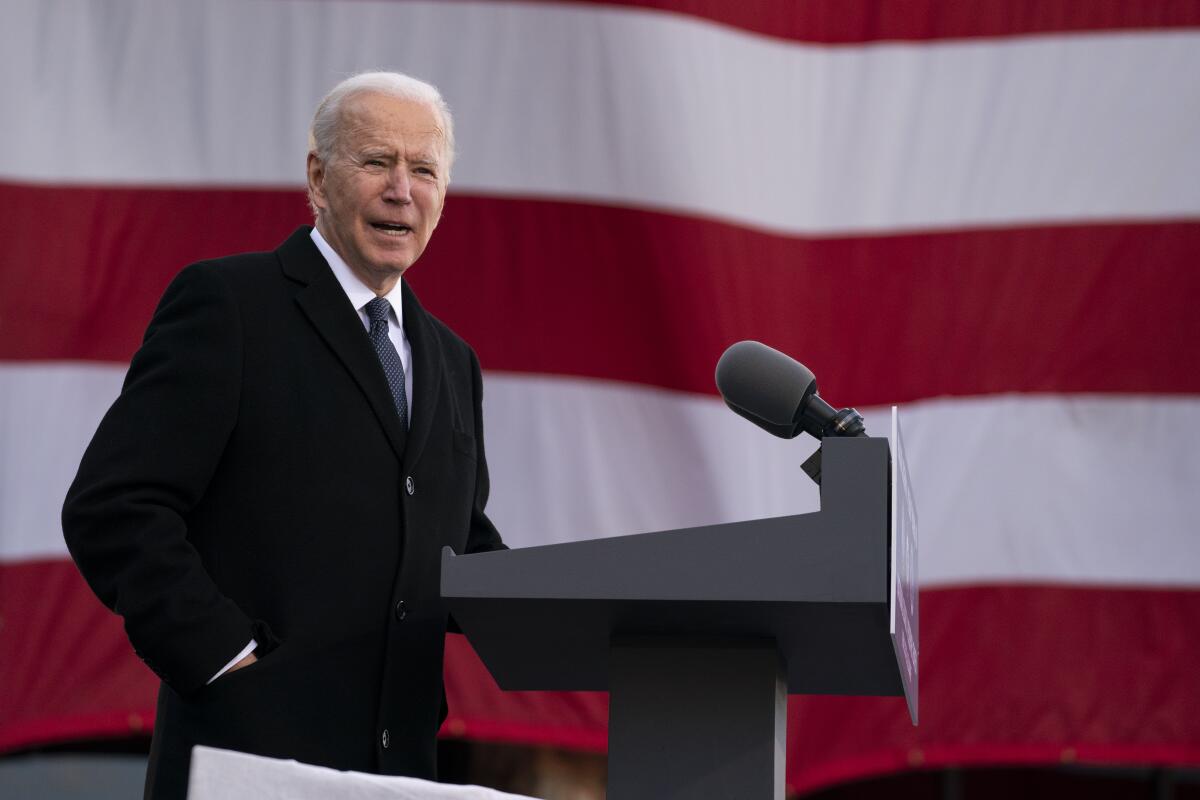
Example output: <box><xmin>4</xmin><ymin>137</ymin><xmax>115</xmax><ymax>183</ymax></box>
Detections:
<box><xmin>187</xmin><ymin>746</ymin><xmax>536</xmax><ymax>800</ymax></box>
<box><xmin>206</xmin><ymin>639</ymin><xmax>258</xmax><ymax>685</ymax></box>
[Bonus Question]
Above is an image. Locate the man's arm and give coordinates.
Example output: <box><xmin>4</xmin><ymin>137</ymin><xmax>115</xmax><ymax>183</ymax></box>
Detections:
<box><xmin>447</xmin><ymin>348</ymin><xmax>505</xmax><ymax>637</ymax></box>
<box><xmin>63</xmin><ymin>263</ymin><xmax>262</xmax><ymax>694</ymax></box>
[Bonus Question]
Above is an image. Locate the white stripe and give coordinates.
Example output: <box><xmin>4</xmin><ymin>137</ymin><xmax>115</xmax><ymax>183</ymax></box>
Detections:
<box><xmin>4</xmin><ymin>363</ymin><xmax>1199</xmax><ymax>587</ymax></box>
<box><xmin>0</xmin><ymin>363</ymin><xmax>125</xmax><ymax>562</ymax></box>
<box><xmin>2</xmin><ymin>1</ymin><xmax>1198</xmax><ymax>233</ymax></box>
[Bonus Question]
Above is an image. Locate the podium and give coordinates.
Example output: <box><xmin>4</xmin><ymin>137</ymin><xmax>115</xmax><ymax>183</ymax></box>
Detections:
<box><xmin>442</xmin><ymin>412</ymin><xmax>918</xmax><ymax>800</ymax></box>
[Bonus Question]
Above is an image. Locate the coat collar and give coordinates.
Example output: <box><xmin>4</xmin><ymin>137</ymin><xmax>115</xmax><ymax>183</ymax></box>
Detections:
<box><xmin>398</xmin><ymin>273</ymin><xmax>444</xmax><ymax>475</ymax></box>
<box><xmin>277</xmin><ymin>227</ymin><xmax>444</xmax><ymax>469</ymax></box>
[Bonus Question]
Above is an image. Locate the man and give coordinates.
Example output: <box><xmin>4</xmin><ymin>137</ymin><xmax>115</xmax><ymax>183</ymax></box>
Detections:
<box><xmin>62</xmin><ymin>71</ymin><xmax>504</xmax><ymax>800</ymax></box>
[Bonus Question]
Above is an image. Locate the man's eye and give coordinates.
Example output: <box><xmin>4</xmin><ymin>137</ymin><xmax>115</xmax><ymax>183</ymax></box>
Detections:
<box><xmin>364</xmin><ymin>159</ymin><xmax>385</xmax><ymax>167</ymax></box>
<box><xmin>415</xmin><ymin>167</ymin><xmax>436</xmax><ymax>177</ymax></box>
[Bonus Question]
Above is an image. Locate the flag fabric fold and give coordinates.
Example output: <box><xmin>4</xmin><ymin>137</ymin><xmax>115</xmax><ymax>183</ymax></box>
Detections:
<box><xmin>2</xmin><ymin>1</ymin><xmax>1198</xmax><ymax>794</ymax></box>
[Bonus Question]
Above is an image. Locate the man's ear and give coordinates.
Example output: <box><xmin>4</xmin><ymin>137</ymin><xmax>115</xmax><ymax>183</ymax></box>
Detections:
<box><xmin>306</xmin><ymin>151</ymin><xmax>327</xmax><ymax>211</ymax></box>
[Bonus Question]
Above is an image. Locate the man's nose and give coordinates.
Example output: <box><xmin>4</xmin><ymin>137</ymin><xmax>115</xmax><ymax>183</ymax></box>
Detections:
<box><xmin>382</xmin><ymin>166</ymin><xmax>412</xmax><ymax>203</ymax></box>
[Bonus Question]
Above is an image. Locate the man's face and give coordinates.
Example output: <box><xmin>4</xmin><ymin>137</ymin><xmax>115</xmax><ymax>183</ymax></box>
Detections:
<box><xmin>307</xmin><ymin>92</ymin><xmax>448</xmax><ymax>290</ymax></box>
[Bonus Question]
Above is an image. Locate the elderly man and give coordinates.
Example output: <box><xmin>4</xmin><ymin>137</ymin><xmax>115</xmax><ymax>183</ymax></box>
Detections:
<box><xmin>62</xmin><ymin>72</ymin><xmax>504</xmax><ymax>800</ymax></box>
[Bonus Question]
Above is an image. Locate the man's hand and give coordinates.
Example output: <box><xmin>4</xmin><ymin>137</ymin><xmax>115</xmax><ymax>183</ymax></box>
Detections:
<box><xmin>226</xmin><ymin>651</ymin><xmax>258</xmax><ymax>674</ymax></box>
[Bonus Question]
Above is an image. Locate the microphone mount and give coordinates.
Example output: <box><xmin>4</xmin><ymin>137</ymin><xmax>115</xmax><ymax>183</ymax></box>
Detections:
<box><xmin>799</xmin><ymin>406</ymin><xmax>866</xmax><ymax>486</ymax></box>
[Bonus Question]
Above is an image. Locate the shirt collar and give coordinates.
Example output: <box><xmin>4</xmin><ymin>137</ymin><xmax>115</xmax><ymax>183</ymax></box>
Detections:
<box><xmin>310</xmin><ymin>226</ymin><xmax>404</xmax><ymax>330</ymax></box>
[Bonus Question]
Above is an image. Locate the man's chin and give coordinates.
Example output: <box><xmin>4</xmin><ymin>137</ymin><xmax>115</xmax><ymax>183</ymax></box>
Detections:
<box><xmin>360</xmin><ymin>243</ymin><xmax>419</xmax><ymax>272</ymax></box>
<box><xmin>367</xmin><ymin>256</ymin><xmax>418</xmax><ymax>279</ymax></box>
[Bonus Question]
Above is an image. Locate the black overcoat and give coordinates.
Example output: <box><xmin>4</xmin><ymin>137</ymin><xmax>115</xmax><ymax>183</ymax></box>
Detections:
<box><xmin>62</xmin><ymin>227</ymin><xmax>504</xmax><ymax>799</ymax></box>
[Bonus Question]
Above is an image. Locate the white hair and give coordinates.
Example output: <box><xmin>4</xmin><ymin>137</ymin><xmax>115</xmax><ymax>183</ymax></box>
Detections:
<box><xmin>308</xmin><ymin>70</ymin><xmax>456</xmax><ymax>177</ymax></box>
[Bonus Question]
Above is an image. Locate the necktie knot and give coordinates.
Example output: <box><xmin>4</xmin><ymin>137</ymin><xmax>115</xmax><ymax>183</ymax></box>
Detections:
<box><xmin>365</xmin><ymin>297</ymin><xmax>391</xmax><ymax>328</ymax></box>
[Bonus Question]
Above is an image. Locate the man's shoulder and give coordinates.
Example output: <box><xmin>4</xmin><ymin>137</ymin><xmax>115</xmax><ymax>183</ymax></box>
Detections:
<box><xmin>424</xmin><ymin>310</ymin><xmax>470</xmax><ymax>352</ymax></box>
<box><xmin>178</xmin><ymin>229</ymin><xmax>311</xmax><ymax>295</ymax></box>
<box><xmin>411</xmin><ymin>297</ymin><xmax>478</xmax><ymax>371</ymax></box>
<box><xmin>189</xmin><ymin>244</ymin><xmax>283</xmax><ymax>280</ymax></box>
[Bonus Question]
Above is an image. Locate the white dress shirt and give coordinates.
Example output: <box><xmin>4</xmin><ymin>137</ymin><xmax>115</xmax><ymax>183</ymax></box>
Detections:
<box><xmin>310</xmin><ymin>226</ymin><xmax>413</xmax><ymax>425</ymax></box>
<box><xmin>207</xmin><ymin>226</ymin><xmax>415</xmax><ymax>684</ymax></box>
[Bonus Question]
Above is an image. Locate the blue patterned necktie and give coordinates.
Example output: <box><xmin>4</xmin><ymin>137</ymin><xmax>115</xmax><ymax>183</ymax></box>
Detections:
<box><xmin>364</xmin><ymin>297</ymin><xmax>408</xmax><ymax>427</ymax></box>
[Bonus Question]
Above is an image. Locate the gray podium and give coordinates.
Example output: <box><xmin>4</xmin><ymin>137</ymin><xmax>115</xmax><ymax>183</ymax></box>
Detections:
<box><xmin>442</xmin><ymin>420</ymin><xmax>919</xmax><ymax>800</ymax></box>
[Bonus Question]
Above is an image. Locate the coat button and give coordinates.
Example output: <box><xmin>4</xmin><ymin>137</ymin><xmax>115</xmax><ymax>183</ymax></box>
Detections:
<box><xmin>405</xmin><ymin>476</ymin><xmax>415</xmax><ymax>495</ymax></box>
<box><xmin>394</xmin><ymin>600</ymin><xmax>407</xmax><ymax>621</ymax></box>
<box><xmin>381</xmin><ymin>728</ymin><xmax>390</xmax><ymax>749</ymax></box>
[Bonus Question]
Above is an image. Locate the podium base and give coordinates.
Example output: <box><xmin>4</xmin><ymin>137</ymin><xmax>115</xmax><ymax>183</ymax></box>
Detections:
<box><xmin>607</xmin><ymin>639</ymin><xmax>785</xmax><ymax>800</ymax></box>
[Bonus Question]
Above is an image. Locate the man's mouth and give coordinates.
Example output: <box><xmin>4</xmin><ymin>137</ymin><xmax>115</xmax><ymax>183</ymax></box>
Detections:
<box><xmin>371</xmin><ymin>222</ymin><xmax>413</xmax><ymax>236</ymax></box>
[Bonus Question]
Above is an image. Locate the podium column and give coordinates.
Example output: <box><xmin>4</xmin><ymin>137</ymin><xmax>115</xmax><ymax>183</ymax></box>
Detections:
<box><xmin>607</xmin><ymin>639</ymin><xmax>786</xmax><ymax>800</ymax></box>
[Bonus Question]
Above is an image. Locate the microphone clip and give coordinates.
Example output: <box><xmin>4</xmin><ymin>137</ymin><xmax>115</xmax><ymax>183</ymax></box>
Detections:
<box><xmin>824</xmin><ymin>407</ymin><xmax>866</xmax><ymax>438</ymax></box>
<box><xmin>800</xmin><ymin>407</ymin><xmax>867</xmax><ymax>485</ymax></box>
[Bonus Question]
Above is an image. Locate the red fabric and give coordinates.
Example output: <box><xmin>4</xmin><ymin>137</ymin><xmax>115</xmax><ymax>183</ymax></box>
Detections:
<box><xmin>6</xmin><ymin>561</ymin><xmax>1199</xmax><ymax>793</ymax></box>
<box><xmin>3</xmin><ymin>182</ymin><xmax>1198</xmax><ymax>402</ymax></box>
<box><xmin>3</xmin><ymin>1</ymin><xmax>1198</xmax><ymax>790</ymax></box>
<box><xmin>440</xmin><ymin>584</ymin><xmax>1200</xmax><ymax>793</ymax></box>
<box><xmin>0</xmin><ymin>560</ymin><xmax>157</xmax><ymax>751</ymax></box>
<box><xmin>443</xmin><ymin>0</ymin><xmax>1200</xmax><ymax>44</ymax></box>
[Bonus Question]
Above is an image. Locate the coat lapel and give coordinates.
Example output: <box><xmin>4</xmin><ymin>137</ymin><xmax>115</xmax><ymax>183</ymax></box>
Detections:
<box><xmin>277</xmin><ymin>228</ymin><xmax>409</xmax><ymax>463</ymax></box>
<box><xmin>399</xmin><ymin>279</ymin><xmax>444</xmax><ymax>475</ymax></box>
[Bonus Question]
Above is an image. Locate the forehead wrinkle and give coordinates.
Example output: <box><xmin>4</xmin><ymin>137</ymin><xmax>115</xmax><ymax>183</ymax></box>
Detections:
<box><xmin>341</xmin><ymin>128</ymin><xmax>445</xmax><ymax>165</ymax></box>
<box><xmin>408</xmin><ymin>150</ymin><xmax>442</xmax><ymax>165</ymax></box>
<box><xmin>334</xmin><ymin>92</ymin><xmax>448</xmax><ymax>166</ymax></box>
<box><xmin>348</xmin><ymin>141</ymin><xmax>443</xmax><ymax>168</ymax></box>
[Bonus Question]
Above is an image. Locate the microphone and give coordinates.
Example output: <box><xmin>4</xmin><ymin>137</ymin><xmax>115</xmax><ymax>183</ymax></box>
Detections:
<box><xmin>714</xmin><ymin>341</ymin><xmax>866</xmax><ymax>440</ymax></box>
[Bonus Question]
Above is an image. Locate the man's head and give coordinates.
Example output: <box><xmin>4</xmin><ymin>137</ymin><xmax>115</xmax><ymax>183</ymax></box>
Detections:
<box><xmin>306</xmin><ymin>72</ymin><xmax>455</xmax><ymax>293</ymax></box>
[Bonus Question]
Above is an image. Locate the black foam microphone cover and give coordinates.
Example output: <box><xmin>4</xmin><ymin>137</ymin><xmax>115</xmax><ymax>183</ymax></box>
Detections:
<box><xmin>714</xmin><ymin>340</ymin><xmax>817</xmax><ymax>439</ymax></box>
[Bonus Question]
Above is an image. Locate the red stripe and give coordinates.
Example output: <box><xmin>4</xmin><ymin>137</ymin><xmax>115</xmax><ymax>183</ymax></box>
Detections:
<box><xmin>781</xmin><ymin>584</ymin><xmax>1200</xmax><ymax>793</ymax></box>
<box><xmin>0</xmin><ymin>559</ymin><xmax>159</xmax><ymax>752</ymax></box>
<box><xmin>443</xmin><ymin>583</ymin><xmax>1200</xmax><ymax>794</ymax></box>
<box><xmin>7</xmin><ymin>561</ymin><xmax>1199</xmax><ymax>789</ymax></box>
<box><xmin>468</xmin><ymin>0</ymin><xmax>1200</xmax><ymax>44</ymax></box>
<box><xmin>2</xmin><ymin>181</ymin><xmax>1198</xmax><ymax>404</ymax></box>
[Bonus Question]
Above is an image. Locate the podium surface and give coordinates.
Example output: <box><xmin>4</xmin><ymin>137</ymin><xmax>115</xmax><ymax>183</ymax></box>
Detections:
<box><xmin>442</xmin><ymin>431</ymin><xmax>917</xmax><ymax>799</ymax></box>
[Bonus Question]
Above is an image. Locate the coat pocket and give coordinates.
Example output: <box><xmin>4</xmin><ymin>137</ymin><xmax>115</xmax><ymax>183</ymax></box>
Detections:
<box><xmin>451</xmin><ymin>428</ymin><xmax>476</xmax><ymax>459</ymax></box>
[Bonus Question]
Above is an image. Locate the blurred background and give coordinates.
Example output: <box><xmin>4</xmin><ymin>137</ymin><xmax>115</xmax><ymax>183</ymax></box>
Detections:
<box><xmin>2</xmin><ymin>1</ymin><xmax>1199</xmax><ymax>797</ymax></box>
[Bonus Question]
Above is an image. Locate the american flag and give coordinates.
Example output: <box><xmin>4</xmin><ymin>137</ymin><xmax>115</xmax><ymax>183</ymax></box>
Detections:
<box><xmin>2</xmin><ymin>1</ymin><xmax>1198</xmax><ymax>794</ymax></box>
